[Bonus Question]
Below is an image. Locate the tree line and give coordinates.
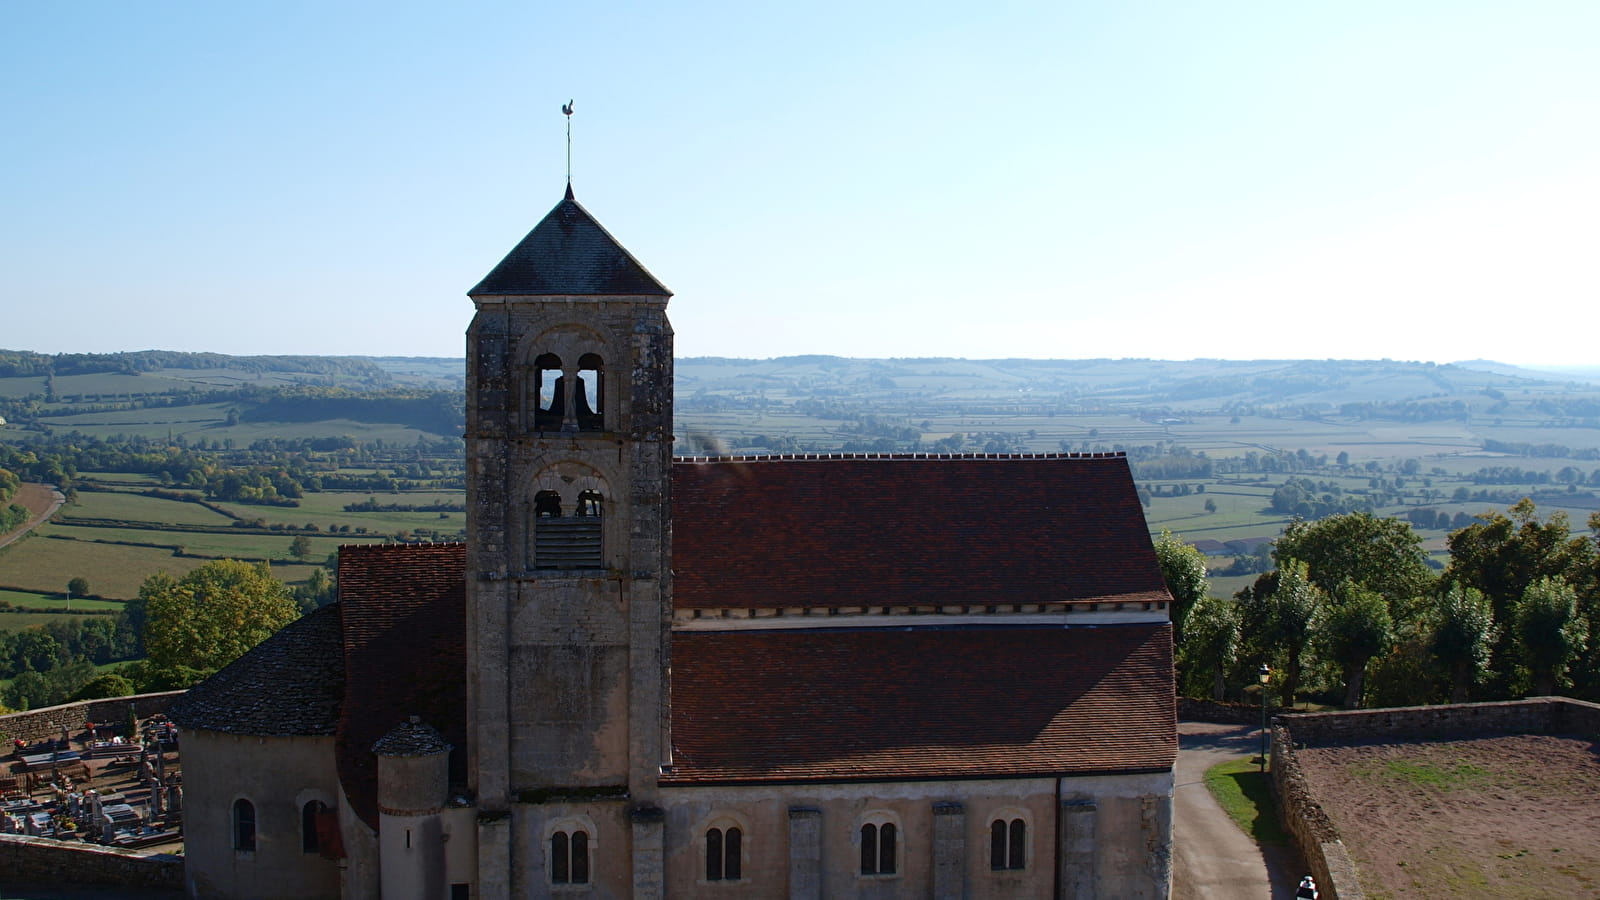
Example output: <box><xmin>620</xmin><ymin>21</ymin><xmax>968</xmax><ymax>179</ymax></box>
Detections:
<box><xmin>1162</xmin><ymin>500</ymin><xmax>1599</xmax><ymax>710</ymax></box>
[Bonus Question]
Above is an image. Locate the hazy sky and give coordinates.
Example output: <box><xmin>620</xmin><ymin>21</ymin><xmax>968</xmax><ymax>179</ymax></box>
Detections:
<box><xmin>4</xmin><ymin>2</ymin><xmax>1596</xmax><ymax>364</ymax></box>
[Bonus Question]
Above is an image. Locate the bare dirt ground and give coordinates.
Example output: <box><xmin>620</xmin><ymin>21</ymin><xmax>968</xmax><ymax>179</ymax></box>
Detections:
<box><xmin>0</xmin><ymin>483</ymin><xmax>64</xmax><ymax>551</ymax></box>
<box><xmin>1293</xmin><ymin>733</ymin><xmax>1600</xmax><ymax>899</ymax></box>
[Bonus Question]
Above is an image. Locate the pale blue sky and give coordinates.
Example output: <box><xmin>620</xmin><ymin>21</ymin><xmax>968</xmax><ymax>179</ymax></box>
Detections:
<box><xmin>4</xmin><ymin>1</ymin><xmax>1595</xmax><ymax>364</ymax></box>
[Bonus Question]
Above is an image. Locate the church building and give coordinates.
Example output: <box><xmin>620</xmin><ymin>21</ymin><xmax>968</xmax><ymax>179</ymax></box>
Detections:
<box><xmin>172</xmin><ymin>187</ymin><xmax>1177</xmax><ymax>899</ymax></box>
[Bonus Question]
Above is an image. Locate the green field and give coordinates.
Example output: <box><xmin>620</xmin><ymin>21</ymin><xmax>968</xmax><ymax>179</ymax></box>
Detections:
<box><xmin>0</xmin><ymin>532</ymin><xmax>214</xmax><ymax>598</ymax></box>
<box><xmin>64</xmin><ymin>489</ymin><xmax>236</xmax><ymax>526</ymax></box>
<box><xmin>0</xmin><ymin>609</ymin><xmax>118</xmax><ymax>634</ymax></box>
<box><xmin>210</xmin><ymin>491</ymin><xmax>466</xmax><ymax>535</ymax></box>
<box><xmin>42</xmin><ymin>525</ymin><xmax>385</xmax><ymax>562</ymax></box>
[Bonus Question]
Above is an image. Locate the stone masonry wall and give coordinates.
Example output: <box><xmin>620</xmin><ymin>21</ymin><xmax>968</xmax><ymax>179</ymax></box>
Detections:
<box><xmin>1270</xmin><ymin>697</ymin><xmax>1600</xmax><ymax>900</ymax></box>
<box><xmin>0</xmin><ymin>691</ymin><xmax>183</xmax><ymax>744</ymax></box>
<box><xmin>1176</xmin><ymin>697</ymin><xmax>1281</xmax><ymax>725</ymax></box>
<box><xmin>1270</xmin><ymin>723</ymin><xmax>1363</xmax><ymax>900</ymax></box>
<box><xmin>1280</xmin><ymin>696</ymin><xmax>1599</xmax><ymax>745</ymax></box>
<box><xmin>0</xmin><ymin>834</ymin><xmax>183</xmax><ymax>890</ymax></box>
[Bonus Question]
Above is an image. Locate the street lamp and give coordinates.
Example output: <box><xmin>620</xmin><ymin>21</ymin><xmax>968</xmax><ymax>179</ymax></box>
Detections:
<box><xmin>1258</xmin><ymin>664</ymin><xmax>1271</xmax><ymax>773</ymax></box>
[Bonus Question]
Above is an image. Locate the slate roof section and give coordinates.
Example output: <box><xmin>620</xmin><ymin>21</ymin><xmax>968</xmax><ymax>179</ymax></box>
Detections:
<box><xmin>665</xmin><ymin>622</ymin><xmax>1176</xmax><ymax>784</ymax></box>
<box><xmin>671</xmin><ymin>454</ymin><xmax>1169</xmax><ymax>609</ymax></box>
<box><xmin>468</xmin><ymin>187</ymin><xmax>671</xmax><ymax>297</ymax></box>
<box><xmin>372</xmin><ymin>719</ymin><xmax>452</xmax><ymax>757</ymax></box>
<box><xmin>169</xmin><ymin>603</ymin><xmax>344</xmax><ymax>736</ymax></box>
<box><xmin>335</xmin><ymin>543</ymin><xmax>468</xmax><ymax>830</ymax></box>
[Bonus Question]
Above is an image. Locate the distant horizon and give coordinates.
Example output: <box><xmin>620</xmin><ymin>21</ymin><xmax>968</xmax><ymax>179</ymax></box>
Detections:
<box><xmin>4</xmin><ymin>344</ymin><xmax>1597</xmax><ymax>377</ymax></box>
<box><xmin>5</xmin><ymin>3</ymin><xmax>1597</xmax><ymax>366</ymax></box>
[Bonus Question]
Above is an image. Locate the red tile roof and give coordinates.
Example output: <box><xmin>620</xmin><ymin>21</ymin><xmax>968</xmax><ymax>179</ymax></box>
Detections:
<box><xmin>335</xmin><ymin>543</ymin><xmax>468</xmax><ymax>830</ymax></box>
<box><xmin>671</xmin><ymin>454</ymin><xmax>1167</xmax><ymax>609</ymax></box>
<box><xmin>665</xmin><ymin>623</ymin><xmax>1175</xmax><ymax>784</ymax></box>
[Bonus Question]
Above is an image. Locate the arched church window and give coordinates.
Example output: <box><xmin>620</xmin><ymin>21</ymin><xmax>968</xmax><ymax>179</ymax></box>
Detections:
<box><xmin>576</xmin><ymin>353</ymin><xmax>604</xmax><ymax>431</ymax></box>
<box><xmin>233</xmin><ymin>798</ymin><xmax>256</xmax><ymax>852</ymax></box>
<box><xmin>301</xmin><ymin>800</ymin><xmax>326</xmax><ymax>854</ymax></box>
<box><xmin>990</xmin><ymin>817</ymin><xmax>1026</xmax><ymax>870</ymax></box>
<box><xmin>533</xmin><ymin>353</ymin><xmax>563</xmax><ymax>430</ymax></box>
<box><xmin>705</xmin><ymin>825</ymin><xmax>743</xmax><ymax>881</ymax></box>
<box><xmin>551</xmin><ymin>828</ymin><xmax>590</xmax><ymax>884</ymax></box>
<box><xmin>860</xmin><ymin>820</ymin><xmax>897</xmax><ymax>875</ymax></box>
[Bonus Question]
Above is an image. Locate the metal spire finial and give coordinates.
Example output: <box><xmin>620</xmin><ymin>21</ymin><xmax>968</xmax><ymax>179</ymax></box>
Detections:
<box><xmin>561</xmin><ymin>99</ymin><xmax>575</xmax><ymax>188</ymax></box>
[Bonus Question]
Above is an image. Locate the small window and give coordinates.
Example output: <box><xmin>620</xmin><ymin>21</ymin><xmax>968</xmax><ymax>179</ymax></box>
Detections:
<box><xmin>860</xmin><ymin>822</ymin><xmax>896</xmax><ymax>875</ymax></box>
<box><xmin>990</xmin><ymin>818</ymin><xmax>1026</xmax><ymax>870</ymax></box>
<box><xmin>450</xmin><ymin>885</ymin><xmax>470</xmax><ymax>900</ymax></box>
<box><xmin>301</xmin><ymin>800</ymin><xmax>326</xmax><ymax>854</ymax></box>
<box><xmin>552</xmin><ymin>828</ymin><xmax>590</xmax><ymax>885</ymax></box>
<box><xmin>706</xmin><ymin>826</ymin><xmax>742</xmax><ymax>881</ymax></box>
<box><xmin>534</xmin><ymin>353</ymin><xmax>563</xmax><ymax>430</ymax></box>
<box><xmin>233</xmin><ymin>798</ymin><xmax>256</xmax><ymax>852</ymax></box>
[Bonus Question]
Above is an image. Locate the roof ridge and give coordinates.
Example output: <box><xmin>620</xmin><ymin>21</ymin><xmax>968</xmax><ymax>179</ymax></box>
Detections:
<box><xmin>673</xmin><ymin>451</ymin><xmax>1127</xmax><ymax>463</ymax></box>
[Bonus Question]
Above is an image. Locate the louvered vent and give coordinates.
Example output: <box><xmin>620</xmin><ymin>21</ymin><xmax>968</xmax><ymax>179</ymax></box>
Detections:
<box><xmin>535</xmin><ymin>517</ymin><xmax>602</xmax><ymax>570</ymax></box>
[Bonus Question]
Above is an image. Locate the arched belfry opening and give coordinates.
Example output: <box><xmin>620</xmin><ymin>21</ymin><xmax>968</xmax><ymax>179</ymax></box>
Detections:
<box><xmin>533</xmin><ymin>353</ymin><xmax>564</xmax><ymax>430</ymax></box>
<box><xmin>576</xmin><ymin>353</ymin><xmax>604</xmax><ymax>431</ymax></box>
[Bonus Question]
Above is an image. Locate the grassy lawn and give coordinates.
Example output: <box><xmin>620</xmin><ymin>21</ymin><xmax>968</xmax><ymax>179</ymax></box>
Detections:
<box><xmin>1203</xmin><ymin>757</ymin><xmax>1289</xmax><ymax>846</ymax></box>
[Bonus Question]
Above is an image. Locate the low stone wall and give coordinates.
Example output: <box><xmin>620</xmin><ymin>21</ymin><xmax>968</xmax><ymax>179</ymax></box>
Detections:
<box><xmin>1270</xmin><ymin>723</ymin><xmax>1364</xmax><ymax>900</ymax></box>
<box><xmin>0</xmin><ymin>834</ymin><xmax>182</xmax><ymax>891</ymax></box>
<box><xmin>1269</xmin><ymin>697</ymin><xmax>1600</xmax><ymax>900</ymax></box>
<box><xmin>0</xmin><ymin>691</ymin><xmax>184</xmax><ymax>744</ymax></box>
<box><xmin>1176</xmin><ymin>696</ymin><xmax>1282</xmax><ymax>725</ymax></box>
<box><xmin>1280</xmin><ymin>696</ymin><xmax>1600</xmax><ymax>746</ymax></box>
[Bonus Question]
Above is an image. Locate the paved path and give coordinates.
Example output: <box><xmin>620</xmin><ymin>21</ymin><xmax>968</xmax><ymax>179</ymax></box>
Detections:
<box><xmin>0</xmin><ymin>482</ymin><xmax>65</xmax><ymax>550</ymax></box>
<box><xmin>1173</xmin><ymin>720</ymin><xmax>1304</xmax><ymax>900</ymax></box>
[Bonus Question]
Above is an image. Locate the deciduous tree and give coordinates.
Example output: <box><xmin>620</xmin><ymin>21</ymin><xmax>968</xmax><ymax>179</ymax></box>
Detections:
<box><xmin>1261</xmin><ymin>561</ymin><xmax>1321</xmax><ymax>708</ymax></box>
<box><xmin>1429</xmin><ymin>584</ymin><xmax>1495</xmax><ymax>703</ymax></box>
<box><xmin>1275</xmin><ymin>511</ymin><xmax>1434</xmax><ymax>606</ymax></box>
<box><xmin>1319</xmin><ymin>582</ymin><xmax>1393</xmax><ymax>709</ymax></box>
<box><xmin>1153</xmin><ymin>530</ymin><xmax>1209</xmax><ymax>642</ymax></box>
<box><xmin>1514</xmin><ymin>576</ymin><xmax>1589</xmax><ymax>697</ymax></box>
<box><xmin>1179</xmin><ymin>594</ymin><xmax>1239</xmax><ymax>701</ymax></box>
<box><xmin>141</xmin><ymin>560</ymin><xmax>298</xmax><ymax>674</ymax></box>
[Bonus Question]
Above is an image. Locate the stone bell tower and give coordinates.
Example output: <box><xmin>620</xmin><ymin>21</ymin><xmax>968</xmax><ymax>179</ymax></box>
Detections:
<box><xmin>464</xmin><ymin>185</ymin><xmax>673</xmax><ymax>897</ymax></box>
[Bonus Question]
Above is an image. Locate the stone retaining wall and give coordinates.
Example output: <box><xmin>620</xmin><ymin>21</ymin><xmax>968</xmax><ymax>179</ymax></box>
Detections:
<box><xmin>1281</xmin><ymin>696</ymin><xmax>1600</xmax><ymax>745</ymax></box>
<box><xmin>0</xmin><ymin>691</ymin><xmax>184</xmax><ymax>744</ymax></box>
<box><xmin>0</xmin><ymin>833</ymin><xmax>182</xmax><ymax>891</ymax></box>
<box><xmin>1270</xmin><ymin>723</ymin><xmax>1363</xmax><ymax>900</ymax></box>
<box><xmin>1270</xmin><ymin>697</ymin><xmax>1600</xmax><ymax>900</ymax></box>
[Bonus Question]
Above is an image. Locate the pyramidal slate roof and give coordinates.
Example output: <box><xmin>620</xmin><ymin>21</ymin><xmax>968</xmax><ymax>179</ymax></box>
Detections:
<box><xmin>468</xmin><ymin>185</ymin><xmax>671</xmax><ymax>297</ymax></box>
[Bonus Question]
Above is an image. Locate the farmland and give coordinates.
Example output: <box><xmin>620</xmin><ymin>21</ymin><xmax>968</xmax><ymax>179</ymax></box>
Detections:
<box><xmin>3</xmin><ymin>350</ymin><xmax>1600</xmax><ymax>611</ymax></box>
